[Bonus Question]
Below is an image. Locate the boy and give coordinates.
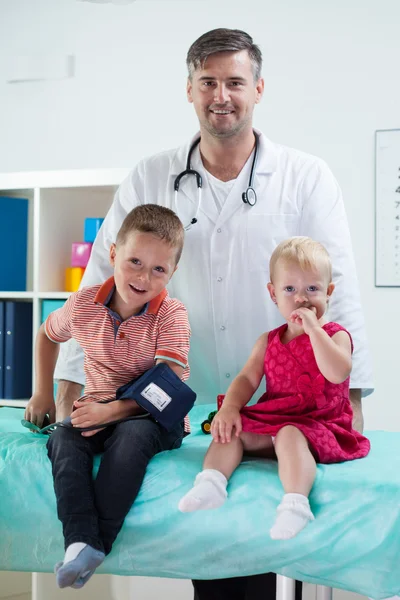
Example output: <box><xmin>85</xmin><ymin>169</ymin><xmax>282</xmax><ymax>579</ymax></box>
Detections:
<box><xmin>24</xmin><ymin>204</ymin><xmax>191</xmax><ymax>589</ymax></box>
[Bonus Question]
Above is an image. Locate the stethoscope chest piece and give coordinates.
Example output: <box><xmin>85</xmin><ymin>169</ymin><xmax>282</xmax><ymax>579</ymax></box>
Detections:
<box><xmin>242</xmin><ymin>186</ymin><xmax>257</xmax><ymax>206</ymax></box>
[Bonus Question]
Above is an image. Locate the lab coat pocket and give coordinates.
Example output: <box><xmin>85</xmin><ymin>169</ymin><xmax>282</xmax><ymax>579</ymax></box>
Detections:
<box><xmin>247</xmin><ymin>214</ymin><xmax>300</xmax><ymax>272</ymax></box>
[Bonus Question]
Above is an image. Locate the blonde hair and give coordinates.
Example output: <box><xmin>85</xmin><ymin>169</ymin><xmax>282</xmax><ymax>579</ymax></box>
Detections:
<box><xmin>269</xmin><ymin>237</ymin><xmax>332</xmax><ymax>283</ymax></box>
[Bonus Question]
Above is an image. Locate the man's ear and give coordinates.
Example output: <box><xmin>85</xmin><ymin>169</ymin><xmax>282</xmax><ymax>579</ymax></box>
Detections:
<box><xmin>255</xmin><ymin>77</ymin><xmax>265</xmax><ymax>104</ymax></box>
<box><xmin>109</xmin><ymin>243</ymin><xmax>117</xmax><ymax>267</ymax></box>
<box><xmin>187</xmin><ymin>78</ymin><xmax>193</xmax><ymax>103</ymax></box>
<box><xmin>267</xmin><ymin>282</ymin><xmax>277</xmax><ymax>303</ymax></box>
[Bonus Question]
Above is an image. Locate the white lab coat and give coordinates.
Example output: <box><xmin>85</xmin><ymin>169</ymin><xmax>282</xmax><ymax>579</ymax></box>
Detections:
<box><xmin>55</xmin><ymin>131</ymin><xmax>373</xmax><ymax>404</ymax></box>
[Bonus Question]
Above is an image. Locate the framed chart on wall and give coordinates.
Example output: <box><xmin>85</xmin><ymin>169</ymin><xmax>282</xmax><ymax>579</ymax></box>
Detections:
<box><xmin>375</xmin><ymin>129</ymin><xmax>400</xmax><ymax>287</ymax></box>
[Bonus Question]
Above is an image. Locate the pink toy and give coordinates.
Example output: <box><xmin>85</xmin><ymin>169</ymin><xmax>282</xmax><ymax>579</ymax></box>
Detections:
<box><xmin>71</xmin><ymin>242</ymin><xmax>93</xmax><ymax>268</ymax></box>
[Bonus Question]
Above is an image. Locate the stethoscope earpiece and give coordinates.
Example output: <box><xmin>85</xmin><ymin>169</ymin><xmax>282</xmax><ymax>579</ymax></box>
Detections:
<box><xmin>174</xmin><ymin>132</ymin><xmax>260</xmax><ymax>230</ymax></box>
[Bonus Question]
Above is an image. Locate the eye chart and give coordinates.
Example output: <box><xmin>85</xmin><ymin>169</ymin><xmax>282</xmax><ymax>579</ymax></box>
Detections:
<box><xmin>375</xmin><ymin>129</ymin><xmax>400</xmax><ymax>287</ymax></box>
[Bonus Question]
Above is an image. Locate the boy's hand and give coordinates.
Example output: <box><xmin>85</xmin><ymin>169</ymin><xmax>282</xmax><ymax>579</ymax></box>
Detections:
<box><xmin>290</xmin><ymin>306</ymin><xmax>320</xmax><ymax>335</ymax></box>
<box><xmin>211</xmin><ymin>406</ymin><xmax>242</xmax><ymax>444</ymax></box>
<box><xmin>25</xmin><ymin>393</ymin><xmax>56</xmax><ymax>428</ymax></box>
<box><xmin>71</xmin><ymin>400</ymin><xmax>113</xmax><ymax>437</ymax></box>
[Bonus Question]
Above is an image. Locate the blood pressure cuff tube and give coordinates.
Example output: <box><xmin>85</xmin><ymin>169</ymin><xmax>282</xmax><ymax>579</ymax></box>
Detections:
<box><xmin>116</xmin><ymin>363</ymin><xmax>196</xmax><ymax>432</ymax></box>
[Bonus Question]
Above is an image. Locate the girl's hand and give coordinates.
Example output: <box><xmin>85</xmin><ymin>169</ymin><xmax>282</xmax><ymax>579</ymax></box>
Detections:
<box><xmin>71</xmin><ymin>400</ymin><xmax>113</xmax><ymax>437</ymax></box>
<box><xmin>211</xmin><ymin>405</ymin><xmax>242</xmax><ymax>444</ymax></box>
<box><xmin>289</xmin><ymin>306</ymin><xmax>320</xmax><ymax>335</ymax></box>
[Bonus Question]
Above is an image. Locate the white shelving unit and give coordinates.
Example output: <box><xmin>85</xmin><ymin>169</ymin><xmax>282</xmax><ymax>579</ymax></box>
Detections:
<box><xmin>0</xmin><ymin>168</ymin><xmax>129</xmax><ymax>408</ymax></box>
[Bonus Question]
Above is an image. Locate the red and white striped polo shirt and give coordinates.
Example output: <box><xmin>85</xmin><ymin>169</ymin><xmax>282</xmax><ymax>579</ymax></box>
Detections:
<box><xmin>45</xmin><ymin>276</ymin><xmax>191</xmax><ymax>432</ymax></box>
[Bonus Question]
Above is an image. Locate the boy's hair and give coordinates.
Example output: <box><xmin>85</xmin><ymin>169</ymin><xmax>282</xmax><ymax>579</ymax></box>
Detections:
<box><xmin>269</xmin><ymin>237</ymin><xmax>332</xmax><ymax>283</ymax></box>
<box><xmin>116</xmin><ymin>204</ymin><xmax>185</xmax><ymax>264</ymax></box>
<box><xmin>186</xmin><ymin>28</ymin><xmax>262</xmax><ymax>82</ymax></box>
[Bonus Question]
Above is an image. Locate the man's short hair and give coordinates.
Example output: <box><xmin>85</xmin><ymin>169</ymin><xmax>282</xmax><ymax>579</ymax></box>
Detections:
<box><xmin>270</xmin><ymin>237</ymin><xmax>333</xmax><ymax>283</ymax></box>
<box><xmin>116</xmin><ymin>204</ymin><xmax>185</xmax><ymax>265</ymax></box>
<box><xmin>186</xmin><ymin>28</ymin><xmax>262</xmax><ymax>81</ymax></box>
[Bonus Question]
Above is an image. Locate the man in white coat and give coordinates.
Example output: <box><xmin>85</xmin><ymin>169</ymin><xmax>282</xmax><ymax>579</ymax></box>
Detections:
<box><xmin>50</xmin><ymin>28</ymin><xmax>372</xmax><ymax>600</ymax></box>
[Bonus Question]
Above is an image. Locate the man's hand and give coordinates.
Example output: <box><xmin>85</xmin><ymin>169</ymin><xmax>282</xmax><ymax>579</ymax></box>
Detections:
<box><xmin>24</xmin><ymin>393</ymin><xmax>56</xmax><ymax>428</ymax></box>
<box><xmin>211</xmin><ymin>406</ymin><xmax>242</xmax><ymax>444</ymax></box>
<box><xmin>55</xmin><ymin>380</ymin><xmax>83</xmax><ymax>421</ymax></box>
<box><xmin>350</xmin><ymin>388</ymin><xmax>363</xmax><ymax>433</ymax></box>
<box><xmin>71</xmin><ymin>400</ymin><xmax>114</xmax><ymax>437</ymax></box>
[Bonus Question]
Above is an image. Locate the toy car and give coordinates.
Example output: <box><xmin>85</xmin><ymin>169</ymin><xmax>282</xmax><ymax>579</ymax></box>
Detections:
<box><xmin>200</xmin><ymin>395</ymin><xmax>226</xmax><ymax>434</ymax></box>
<box><xmin>201</xmin><ymin>410</ymin><xmax>218</xmax><ymax>434</ymax></box>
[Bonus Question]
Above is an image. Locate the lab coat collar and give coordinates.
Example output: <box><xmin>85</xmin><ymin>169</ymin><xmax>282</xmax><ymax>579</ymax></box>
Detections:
<box><xmin>170</xmin><ymin>129</ymin><xmax>278</xmax><ymax>176</ymax></box>
<box><xmin>169</xmin><ymin>129</ymin><xmax>278</xmax><ymax>226</ymax></box>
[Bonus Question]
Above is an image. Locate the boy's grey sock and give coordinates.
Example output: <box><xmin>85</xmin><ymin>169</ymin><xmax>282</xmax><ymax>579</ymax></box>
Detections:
<box><xmin>55</xmin><ymin>545</ymin><xmax>105</xmax><ymax>588</ymax></box>
<box><xmin>70</xmin><ymin>569</ymin><xmax>97</xmax><ymax>589</ymax></box>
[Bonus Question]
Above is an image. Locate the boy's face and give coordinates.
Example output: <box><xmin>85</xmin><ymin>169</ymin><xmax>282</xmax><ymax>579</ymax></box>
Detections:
<box><xmin>110</xmin><ymin>231</ymin><xmax>177</xmax><ymax>317</ymax></box>
<box><xmin>267</xmin><ymin>260</ymin><xmax>334</xmax><ymax>323</ymax></box>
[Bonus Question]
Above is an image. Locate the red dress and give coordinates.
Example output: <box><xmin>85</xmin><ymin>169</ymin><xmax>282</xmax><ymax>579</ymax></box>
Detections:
<box><xmin>240</xmin><ymin>322</ymin><xmax>370</xmax><ymax>463</ymax></box>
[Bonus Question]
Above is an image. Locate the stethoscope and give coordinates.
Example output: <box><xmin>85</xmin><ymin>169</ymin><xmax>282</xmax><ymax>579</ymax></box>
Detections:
<box><xmin>174</xmin><ymin>132</ymin><xmax>260</xmax><ymax>230</ymax></box>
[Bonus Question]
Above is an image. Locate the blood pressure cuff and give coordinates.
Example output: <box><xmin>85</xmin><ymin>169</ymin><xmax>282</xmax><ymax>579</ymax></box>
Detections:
<box><xmin>116</xmin><ymin>363</ymin><xmax>196</xmax><ymax>432</ymax></box>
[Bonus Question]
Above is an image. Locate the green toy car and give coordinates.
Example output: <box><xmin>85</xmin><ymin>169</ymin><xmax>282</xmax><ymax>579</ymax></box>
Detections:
<box><xmin>201</xmin><ymin>410</ymin><xmax>218</xmax><ymax>434</ymax></box>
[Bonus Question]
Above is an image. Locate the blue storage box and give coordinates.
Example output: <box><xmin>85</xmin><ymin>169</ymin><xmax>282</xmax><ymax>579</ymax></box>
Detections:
<box><xmin>41</xmin><ymin>300</ymin><xmax>65</xmax><ymax>323</ymax></box>
<box><xmin>84</xmin><ymin>218</ymin><xmax>104</xmax><ymax>243</ymax></box>
<box><xmin>0</xmin><ymin>197</ymin><xmax>28</xmax><ymax>291</ymax></box>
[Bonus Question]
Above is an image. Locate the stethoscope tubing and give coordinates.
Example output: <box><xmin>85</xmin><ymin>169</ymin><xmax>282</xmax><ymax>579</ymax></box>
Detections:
<box><xmin>174</xmin><ymin>132</ymin><xmax>259</xmax><ymax>229</ymax></box>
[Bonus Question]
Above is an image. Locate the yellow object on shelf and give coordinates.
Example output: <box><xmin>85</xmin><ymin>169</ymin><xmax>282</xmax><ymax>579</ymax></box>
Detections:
<box><xmin>65</xmin><ymin>267</ymin><xmax>85</xmax><ymax>292</ymax></box>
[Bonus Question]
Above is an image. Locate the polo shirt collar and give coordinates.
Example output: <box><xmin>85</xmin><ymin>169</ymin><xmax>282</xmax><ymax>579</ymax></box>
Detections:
<box><xmin>94</xmin><ymin>276</ymin><xmax>168</xmax><ymax>315</ymax></box>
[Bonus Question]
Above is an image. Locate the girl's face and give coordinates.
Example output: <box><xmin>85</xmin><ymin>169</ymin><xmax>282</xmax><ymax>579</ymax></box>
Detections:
<box><xmin>267</xmin><ymin>260</ymin><xmax>334</xmax><ymax>324</ymax></box>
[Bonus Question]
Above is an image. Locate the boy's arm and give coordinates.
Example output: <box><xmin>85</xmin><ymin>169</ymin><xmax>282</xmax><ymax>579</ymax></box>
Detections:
<box><xmin>26</xmin><ymin>292</ymin><xmax>78</xmax><ymax>425</ymax></box>
<box><xmin>155</xmin><ymin>359</ymin><xmax>184</xmax><ymax>379</ymax></box>
<box><xmin>74</xmin><ymin>359</ymin><xmax>184</xmax><ymax>437</ymax></box>
<box><xmin>103</xmin><ymin>359</ymin><xmax>184</xmax><ymax>420</ymax></box>
<box><xmin>24</xmin><ymin>324</ymin><xmax>59</xmax><ymax>427</ymax></box>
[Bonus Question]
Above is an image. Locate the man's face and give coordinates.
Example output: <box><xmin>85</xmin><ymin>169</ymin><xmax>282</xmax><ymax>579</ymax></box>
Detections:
<box><xmin>187</xmin><ymin>50</ymin><xmax>264</xmax><ymax>139</ymax></box>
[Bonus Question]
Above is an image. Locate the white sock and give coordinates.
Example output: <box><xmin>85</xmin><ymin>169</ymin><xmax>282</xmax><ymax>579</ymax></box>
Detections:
<box><xmin>64</xmin><ymin>542</ymin><xmax>87</xmax><ymax>565</ymax></box>
<box><xmin>178</xmin><ymin>469</ymin><xmax>228</xmax><ymax>512</ymax></box>
<box><xmin>270</xmin><ymin>493</ymin><xmax>314</xmax><ymax>540</ymax></box>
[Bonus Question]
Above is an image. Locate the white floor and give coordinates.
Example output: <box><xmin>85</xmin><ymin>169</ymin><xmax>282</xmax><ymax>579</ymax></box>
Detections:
<box><xmin>0</xmin><ymin>571</ymin><xmax>369</xmax><ymax>600</ymax></box>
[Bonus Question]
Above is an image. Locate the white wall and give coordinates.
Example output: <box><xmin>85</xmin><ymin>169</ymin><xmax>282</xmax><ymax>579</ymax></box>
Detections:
<box><xmin>1</xmin><ymin>0</ymin><xmax>398</xmax><ymax>432</ymax></box>
<box><xmin>0</xmin><ymin>2</ymin><xmax>399</xmax><ymax>591</ymax></box>
<box><xmin>2</xmin><ymin>4</ymin><xmax>396</xmax><ymax>598</ymax></box>
<box><xmin>1</xmin><ymin>4</ymin><xmax>398</xmax><ymax>598</ymax></box>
